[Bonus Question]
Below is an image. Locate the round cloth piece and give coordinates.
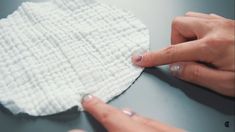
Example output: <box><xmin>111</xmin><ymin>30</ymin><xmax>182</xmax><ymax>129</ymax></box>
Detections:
<box><xmin>0</xmin><ymin>0</ymin><xmax>149</xmax><ymax>116</ymax></box>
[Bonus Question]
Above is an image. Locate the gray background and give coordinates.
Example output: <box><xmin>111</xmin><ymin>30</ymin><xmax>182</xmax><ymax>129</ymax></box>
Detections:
<box><xmin>0</xmin><ymin>0</ymin><xmax>234</xmax><ymax>132</ymax></box>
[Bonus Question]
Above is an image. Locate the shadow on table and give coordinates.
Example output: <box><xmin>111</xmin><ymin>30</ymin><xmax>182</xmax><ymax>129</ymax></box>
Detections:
<box><xmin>83</xmin><ymin>112</ymin><xmax>107</xmax><ymax>132</ymax></box>
<box><xmin>144</xmin><ymin>67</ymin><xmax>235</xmax><ymax>115</ymax></box>
<box><xmin>0</xmin><ymin>104</ymin><xmax>80</xmax><ymax>122</ymax></box>
<box><xmin>0</xmin><ymin>104</ymin><xmax>108</xmax><ymax>132</ymax></box>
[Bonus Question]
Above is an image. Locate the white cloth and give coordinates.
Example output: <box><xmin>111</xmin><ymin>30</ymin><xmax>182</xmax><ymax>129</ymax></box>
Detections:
<box><xmin>0</xmin><ymin>0</ymin><xmax>149</xmax><ymax>116</ymax></box>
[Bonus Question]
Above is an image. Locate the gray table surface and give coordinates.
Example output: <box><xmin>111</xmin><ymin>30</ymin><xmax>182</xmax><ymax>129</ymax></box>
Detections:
<box><xmin>0</xmin><ymin>0</ymin><xmax>234</xmax><ymax>132</ymax></box>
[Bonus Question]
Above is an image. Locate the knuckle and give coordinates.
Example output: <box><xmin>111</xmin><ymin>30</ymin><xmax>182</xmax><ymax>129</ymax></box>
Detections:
<box><xmin>142</xmin><ymin>52</ymin><xmax>154</xmax><ymax>65</ymax></box>
<box><xmin>203</xmin><ymin>33</ymin><xmax>233</xmax><ymax>54</ymax></box>
<box><xmin>142</xmin><ymin>119</ymin><xmax>153</xmax><ymax>126</ymax></box>
<box><xmin>197</xmin><ymin>41</ymin><xmax>214</xmax><ymax>62</ymax></box>
<box><xmin>204</xmin><ymin>34</ymin><xmax>223</xmax><ymax>45</ymax></box>
<box><xmin>172</xmin><ymin>16</ymin><xmax>183</xmax><ymax>29</ymax></box>
<box><xmin>225</xmin><ymin>19</ymin><xmax>235</xmax><ymax>28</ymax></box>
<box><xmin>204</xmin><ymin>19</ymin><xmax>234</xmax><ymax>46</ymax></box>
<box><xmin>100</xmin><ymin>108</ymin><xmax>118</xmax><ymax>124</ymax></box>
<box><xmin>191</xmin><ymin>66</ymin><xmax>201</xmax><ymax>82</ymax></box>
<box><xmin>185</xmin><ymin>65</ymin><xmax>201</xmax><ymax>82</ymax></box>
<box><xmin>216</xmin><ymin>19</ymin><xmax>229</xmax><ymax>27</ymax></box>
<box><xmin>185</xmin><ymin>11</ymin><xmax>193</xmax><ymax>16</ymax></box>
<box><xmin>163</xmin><ymin>45</ymin><xmax>177</xmax><ymax>63</ymax></box>
<box><xmin>142</xmin><ymin>52</ymin><xmax>158</xmax><ymax>66</ymax></box>
<box><xmin>207</xmin><ymin>19</ymin><xmax>221</xmax><ymax>28</ymax></box>
<box><xmin>86</xmin><ymin>98</ymin><xmax>100</xmax><ymax>108</ymax></box>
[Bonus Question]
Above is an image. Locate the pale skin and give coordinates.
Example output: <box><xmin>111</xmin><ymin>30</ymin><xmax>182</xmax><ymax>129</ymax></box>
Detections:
<box><xmin>70</xmin><ymin>12</ymin><xmax>235</xmax><ymax>132</ymax></box>
<box><xmin>133</xmin><ymin>12</ymin><xmax>235</xmax><ymax>97</ymax></box>
<box><xmin>70</xmin><ymin>95</ymin><xmax>185</xmax><ymax>132</ymax></box>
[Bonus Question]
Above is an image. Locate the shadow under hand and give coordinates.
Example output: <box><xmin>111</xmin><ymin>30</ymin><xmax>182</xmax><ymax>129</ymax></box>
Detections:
<box><xmin>84</xmin><ymin>112</ymin><xmax>107</xmax><ymax>132</ymax></box>
<box><xmin>144</xmin><ymin>67</ymin><xmax>235</xmax><ymax>115</ymax></box>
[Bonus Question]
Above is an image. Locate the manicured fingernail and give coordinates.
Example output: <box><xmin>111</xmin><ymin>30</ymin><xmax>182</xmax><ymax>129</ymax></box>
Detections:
<box><xmin>132</xmin><ymin>55</ymin><xmax>142</xmax><ymax>63</ymax></box>
<box><xmin>68</xmin><ymin>129</ymin><xmax>85</xmax><ymax>132</ymax></box>
<box><xmin>82</xmin><ymin>94</ymin><xmax>93</xmax><ymax>103</ymax></box>
<box><xmin>122</xmin><ymin>108</ymin><xmax>136</xmax><ymax>117</ymax></box>
<box><xmin>170</xmin><ymin>64</ymin><xmax>182</xmax><ymax>76</ymax></box>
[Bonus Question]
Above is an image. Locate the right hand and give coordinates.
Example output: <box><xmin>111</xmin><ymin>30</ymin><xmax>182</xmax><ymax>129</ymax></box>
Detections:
<box><xmin>69</xmin><ymin>95</ymin><xmax>185</xmax><ymax>132</ymax></box>
<box><xmin>132</xmin><ymin>12</ymin><xmax>235</xmax><ymax>97</ymax></box>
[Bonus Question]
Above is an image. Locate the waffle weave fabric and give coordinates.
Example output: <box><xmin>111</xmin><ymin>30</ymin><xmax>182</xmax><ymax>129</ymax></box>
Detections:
<box><xmin>0</xmin><ymin>0</ymin><xmax>149</xmax><ymax>116</ymax></box>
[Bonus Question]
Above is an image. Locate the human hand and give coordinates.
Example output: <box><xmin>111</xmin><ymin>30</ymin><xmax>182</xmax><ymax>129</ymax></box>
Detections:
<box><xmin>69</xmin><ymin>95</ymin><xmax>185</xmax><ymax>132</ymax></box>
<box><xmin>132</xmin><ymin>12</ymin><xmax>235</xmax><ymax>97</ymax></box>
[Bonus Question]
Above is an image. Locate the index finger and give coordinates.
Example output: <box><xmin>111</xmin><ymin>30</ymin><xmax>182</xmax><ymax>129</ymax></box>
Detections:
<box><xmin>81</xmin><ymin>95</ymin><xmax>135</xmax><ymax>130</ymax></box>
<box><xmin>132</xmin><ymin>40</ymin><xmax>210</xmax><ymax>67</ymax></box>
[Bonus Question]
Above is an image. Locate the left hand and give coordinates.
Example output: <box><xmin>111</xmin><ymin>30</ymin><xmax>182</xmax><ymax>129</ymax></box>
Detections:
<box><xmin>69</xmin><ymin>95</ymin><xmax>185</xmax><ymax>132</ymax></box>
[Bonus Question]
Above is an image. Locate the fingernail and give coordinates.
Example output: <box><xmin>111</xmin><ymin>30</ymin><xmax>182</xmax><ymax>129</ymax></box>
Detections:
<box><xmin>132</xmin><ymin>55</ymin><xmax>143</xmax><ymax>63</ymax></box>
<box><xmin>122</xmin><ymin>108</ymin><xmax>136</xmax><ymax>117</ymax></box>
<box><xmin>170</xmin><ymin>64</ymin><xmax>182</xmax><ymax>76</ymax></box>
<box><xmin>68</xmin><ymin>129</ymin><xmax>85</xmax><ymax>132</ymax></box>
<box><xmin>82</xmin><ymin>94</ymin><xmax>93</xmax><ymax>103</ymax></box>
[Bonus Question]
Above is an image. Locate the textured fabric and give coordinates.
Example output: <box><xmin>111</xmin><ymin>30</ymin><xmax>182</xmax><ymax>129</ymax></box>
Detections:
<box><xmin>0</xmin><ymin>0</ymin><xmax>149</xmax><ymax>116</ymax></box>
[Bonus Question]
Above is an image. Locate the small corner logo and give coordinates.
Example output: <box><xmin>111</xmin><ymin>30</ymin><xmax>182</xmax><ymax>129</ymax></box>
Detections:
<box><xmin>224</xmin><ymin>121</ymin><xmax>230</xmax><ymax>128</ymax></box>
